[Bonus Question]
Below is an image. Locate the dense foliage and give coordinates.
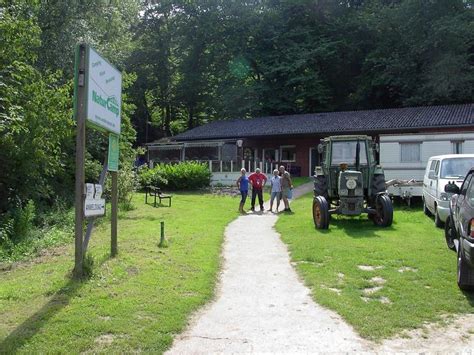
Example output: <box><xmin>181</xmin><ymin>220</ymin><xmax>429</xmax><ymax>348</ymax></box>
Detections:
<box><xmin>0</xmin><ymin>1</ymin><xmax>140</xmax><ymax>259</ymax></box>
<box><xmin>132</xmin><ymin>0</ymin><xmax>474</xmax><ymax>143</ymax></box>
<box><xmin>139</xmin><ymin>162</ymin><xmax>211</xmax><ymax>190</ymax></box>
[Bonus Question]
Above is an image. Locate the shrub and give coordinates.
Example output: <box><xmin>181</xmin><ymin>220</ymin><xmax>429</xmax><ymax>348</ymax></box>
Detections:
<box><xmin>0</xmin><ymin>200</ymin><xmax>36</xmax><ymax>248</ymax></box>
<box><xmin>0</xmin><ymin>200</ymin><xmax>74</xmax><ymax>263</ymax></box>
<box><xmin>138</xmin><ymin>162</ymin><xmax>211</xmax><ymax>190</ymax></box>
<box><xmin>137</xmin><ymin>165</ymin><xmax>168</xmax><ymax>189</ymax></box>
<box><xmin>160</xmin><ymin>162</ymin><xmax>211</xmax><ymax>190</ymax></box>
<box><xmin>104</xmin><ymin>164</ymin><xmax>140</xmax><ymax>211</ymax></box>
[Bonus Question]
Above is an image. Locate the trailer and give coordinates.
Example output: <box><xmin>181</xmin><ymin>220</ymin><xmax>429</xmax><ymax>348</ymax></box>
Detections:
<box><xmin>386</xmin><ymin>179</ymin><xmax>423</xmax><ymax>206</ymax></box>
<box><xmin>379</xmin><ymin>132</ymin><xmax>474</xmax><ymax>204</ymax></box>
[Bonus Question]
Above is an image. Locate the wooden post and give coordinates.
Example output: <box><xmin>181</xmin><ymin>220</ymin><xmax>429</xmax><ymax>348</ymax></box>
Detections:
<box><xmin>159</xmin><ymin>221</ymin><xmax>165</xmax><ymax>246</ymax></box>
<box><xmin>111</xmin><ymin>171</ymin><xmax>118</xmax><ymax>257</ymax></box>
<box><xmin>73</xmin><ymin>44</ymin><xmax>87</xmax><ymax>278</ymax></box>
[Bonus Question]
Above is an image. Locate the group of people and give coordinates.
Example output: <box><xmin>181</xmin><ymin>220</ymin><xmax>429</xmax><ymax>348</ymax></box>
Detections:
<box><xmin>236</xmin><ymin>166</ymin><xmax>294</xmax><ymax>213</ymax></box>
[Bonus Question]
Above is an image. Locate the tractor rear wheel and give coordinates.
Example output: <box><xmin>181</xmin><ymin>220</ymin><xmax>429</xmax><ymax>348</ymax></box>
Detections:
<box><xmin>373</xmin><ymin>194</ymin><xmax>393</xmax><ymax>227</ymax></box>
<box><xmin>314</xmin><ymin>176</ymin><xmax>329</xmax><ymax>199</ymax></box>
<box><xmin>313</xmin><ymin>196</ymin><xmax>329</xmax><ymax>230</ymax></box>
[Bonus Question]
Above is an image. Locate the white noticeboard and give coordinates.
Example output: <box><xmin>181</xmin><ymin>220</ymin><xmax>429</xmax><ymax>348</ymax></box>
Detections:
<box><xmin>86</xmin><ymin>47</ymin><xmax>122</xmax><ymax>135</ymax></box>
<box><xmin>84</xmin><ymin>183</ymin><xmax>106</xmax><ymax>217</ymax></box>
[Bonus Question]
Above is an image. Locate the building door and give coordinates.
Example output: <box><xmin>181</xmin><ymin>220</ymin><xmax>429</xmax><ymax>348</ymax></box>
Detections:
<box><xmin>309</xmin><ymin>147</ymin><xmax>319</xmax><ymax>176</ymax></box>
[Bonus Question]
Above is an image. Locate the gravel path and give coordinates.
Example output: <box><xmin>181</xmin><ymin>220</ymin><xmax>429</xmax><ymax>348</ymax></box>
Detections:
<box><xmin>167</xmin><ymin>183</ymin><xmax>369</xmax><ymax>353</ymax></box>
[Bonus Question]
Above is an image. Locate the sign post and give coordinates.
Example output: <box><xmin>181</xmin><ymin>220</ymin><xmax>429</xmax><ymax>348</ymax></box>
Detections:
<box><xmin>73</xmin><ymin>43</ymin><xmax>122</xmax><ymax>277</ymax></box>
<box><xmin>73</xmin><ymin>44</ymin><xmax>87</xmax><ymax>278</ymax></box>
<box><xmin>108</xmin><ymin>134</ymin><xmax>119</xmax><ymax>257</ymax></box>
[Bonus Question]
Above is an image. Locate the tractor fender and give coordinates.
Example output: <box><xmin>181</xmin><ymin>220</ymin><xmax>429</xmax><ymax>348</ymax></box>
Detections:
<box><xmin>374</xmin><ymin>165</ymin><xmax>385</xmax><ymax>175</ymax></box>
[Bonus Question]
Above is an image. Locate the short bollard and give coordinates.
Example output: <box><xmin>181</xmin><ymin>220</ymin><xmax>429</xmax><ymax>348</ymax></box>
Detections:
<box><xmin>158</xmin><ymin>221</ymin><xmax>166</xmax><ymax>248</ymax></box>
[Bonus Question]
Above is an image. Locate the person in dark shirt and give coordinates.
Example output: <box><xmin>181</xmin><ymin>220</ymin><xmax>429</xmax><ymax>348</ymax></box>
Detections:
<box><xmin>248</xmin><ymin>168</ymin><xmax>267</xmax><ymax>212</ymax></box>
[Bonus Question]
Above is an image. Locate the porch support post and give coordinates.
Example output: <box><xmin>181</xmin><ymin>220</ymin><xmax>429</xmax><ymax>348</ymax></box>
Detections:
<box><xmin>209</xmin><ymin>160</ymin><xmax>212</xmax><ymax>172</ymax></box>
<box><xmin>230</xmin><ymin>160</ymin><xmax>233</xmax><ymax>172</ymax></box>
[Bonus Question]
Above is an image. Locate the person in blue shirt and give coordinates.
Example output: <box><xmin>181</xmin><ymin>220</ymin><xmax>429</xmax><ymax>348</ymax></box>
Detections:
<box><xmin>269</xmin><ymin>169</ymin><xmax>282</xmax><ymax>212</ymax></box>
<box><xmin>236</xmin><ymin>168</ymin><xmax>249</xmax><ymax>213</ymax></box>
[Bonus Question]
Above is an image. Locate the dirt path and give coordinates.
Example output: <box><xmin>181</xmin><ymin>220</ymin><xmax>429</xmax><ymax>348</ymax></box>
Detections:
<box><xmin>377</xmin><ymin>313</ymin><xmax>474</xmax><ymax>352</ymax></box>
<box><xmin>168</xmin><ymin>183</ymin><xmax>474</xmax><ymax>353</ymax></box>
<box><xmin>167</xmin><ymin>183</ymin><xmax>369</xmax><ymax>353</ymax></box>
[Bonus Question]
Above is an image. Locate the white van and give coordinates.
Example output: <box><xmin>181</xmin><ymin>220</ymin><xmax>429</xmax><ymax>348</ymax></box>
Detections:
<box><xmin>423</xmin><ymin>154</ymin><xmax>474</xmax><ymax>227</ymax></box>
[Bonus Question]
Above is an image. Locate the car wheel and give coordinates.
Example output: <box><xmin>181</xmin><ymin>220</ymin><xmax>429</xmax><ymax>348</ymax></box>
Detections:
<box><xmin>423</xmin><ymin>198</ymin><xmax>432</xmax><ymax>217</ymax></box>
<box><xmin>313</xmin><ymin>196</ymin><xmax>329</xmax><ymax>230</ymax></box>
<box><xmin>444</xmin><ymin>215</ymin><xmax>456</xmax><ymax>252</ymax></box>
<box><xmin>457</xmin><ymin>243</ymin><xmax>474</xmax><ymax>291</ymax></box>
<box><xmin>434</xmin><ymin>206</ymin><xmax>443</xmax><ymax>228</ymax></box>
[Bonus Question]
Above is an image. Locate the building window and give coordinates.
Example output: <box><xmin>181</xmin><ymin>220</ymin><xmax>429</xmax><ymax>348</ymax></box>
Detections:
<box><xmin>280</xmin><ymin>145</ymin><xmax>296</xmax><ymax>162</ymax></box>
<box><xmin>452</xmin><ymin>141</ymin><xmax>464</xmax><ymax>154</ymax></box>
<box><xmin>263</xmin><ymin>149</ymin><xmax>278</xmax><ymax>163</ymax></box>
<box><xmin>400</xmin><ymin>142</ymin><xmax>421</xmax><ymax>163</ymax></box>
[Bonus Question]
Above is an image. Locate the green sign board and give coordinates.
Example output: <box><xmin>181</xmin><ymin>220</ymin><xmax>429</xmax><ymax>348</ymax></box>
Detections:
<box><xmin>86</xmin><ymin>46</ymin><xmax>122</xmax><ymax>135</ymax></box>
<box><xmin>108</xmin><ymin>134</ymin><xmax>120</xmax><ymax>171</ymax></box>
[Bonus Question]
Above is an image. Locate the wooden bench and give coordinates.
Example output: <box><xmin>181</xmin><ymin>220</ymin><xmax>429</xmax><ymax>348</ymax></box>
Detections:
<box><xmin>145</xmin><ymin>186</ymin><xmax>172</xmax><ymax>207</ymax></box>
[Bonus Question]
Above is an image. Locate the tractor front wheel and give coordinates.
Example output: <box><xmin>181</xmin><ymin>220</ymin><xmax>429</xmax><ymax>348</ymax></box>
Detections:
<box><xmin>313</xmin><ymin>196</ymin><xmax>329</xmax><ymax>230</ymax></box>
<box><xmin>373</xmin><ymin>194</ymin><xmax>393</xmax><ymax>227</ymax></box>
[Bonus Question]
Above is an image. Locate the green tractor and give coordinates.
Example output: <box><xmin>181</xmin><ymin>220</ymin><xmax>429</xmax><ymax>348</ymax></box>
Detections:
<box><xmin>312</xmin><ymin>135</ymin><xmax>393</xmax><ymax>229</ymax></box>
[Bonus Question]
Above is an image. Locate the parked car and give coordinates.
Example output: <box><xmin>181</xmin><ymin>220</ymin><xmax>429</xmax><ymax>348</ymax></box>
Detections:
<box><xmin>444</xmin><ymin>171</ymin><xmax>474</xmax><ymax>290</ymax></box>
<box><xmin>422</xmin><ymin>154</ymin><xmax>474</xmax><ymax>227</ymax></box>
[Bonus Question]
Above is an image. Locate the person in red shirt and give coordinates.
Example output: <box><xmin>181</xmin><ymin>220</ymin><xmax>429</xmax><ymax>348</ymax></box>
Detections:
<box><xmin>248</xmin><ymin>168</ymin><xmax>267</xmax><ymax>212</ymax></box>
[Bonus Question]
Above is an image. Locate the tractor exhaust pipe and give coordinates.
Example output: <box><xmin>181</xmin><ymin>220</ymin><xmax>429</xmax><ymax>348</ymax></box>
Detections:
<box><xmin>355</xmin><ymin>139</ymin><xmax>360</xmax><ymax>171</ymax></box>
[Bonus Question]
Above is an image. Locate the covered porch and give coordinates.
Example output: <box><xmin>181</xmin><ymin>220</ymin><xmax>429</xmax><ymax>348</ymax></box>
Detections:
<box><xmin>146</xmin><ymin>137</ymin><xmax>319</xmax><ymax>184</ymax></box>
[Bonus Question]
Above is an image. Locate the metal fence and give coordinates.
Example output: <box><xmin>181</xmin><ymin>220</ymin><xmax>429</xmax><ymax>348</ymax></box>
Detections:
<box><xmin>150</xmin><ymin>159</ymin><xmax>285</xmax><ymax>175</ymax></box>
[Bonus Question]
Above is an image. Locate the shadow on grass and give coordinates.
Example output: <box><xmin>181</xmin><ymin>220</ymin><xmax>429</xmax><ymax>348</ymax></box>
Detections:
<box><xmin>0</xmin><ymin>276</ymin><xmax>83</xmax><ymax>352</ymax></box>
<box><xmin>462</xmin><ymin>290</ymin><xmax>474</xmax><ymax>306</ymax></box>
<box><xmin>120</xmin><ymin>214</ymin><xmax>160</xmax><ymax>221</ymax></box>
<box><xmin>330</xmin><ymin>216</ymin><xmax>391</xmax><ymax>238</ymax></box>
<box><xmin>0</xmin><ymin>255</ymin><xmax>110</xmax><ymax>353</ymax></box>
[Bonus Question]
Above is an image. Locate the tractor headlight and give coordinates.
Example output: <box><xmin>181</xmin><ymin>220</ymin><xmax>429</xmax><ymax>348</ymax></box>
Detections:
<box><xmin>346</xmin><ymin>179</ymin><xmax>357</xmax><ymax>190</ymax></box>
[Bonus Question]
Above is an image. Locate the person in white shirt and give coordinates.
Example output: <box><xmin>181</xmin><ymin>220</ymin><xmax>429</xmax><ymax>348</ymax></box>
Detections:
<box><xmin>269</xmin><ymin>169</ymin><xmax>282</xmax><ymax>212</ymax></box>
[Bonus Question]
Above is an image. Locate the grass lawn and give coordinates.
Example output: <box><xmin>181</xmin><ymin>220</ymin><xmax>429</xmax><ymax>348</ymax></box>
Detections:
<box><xmin>291</xmin><ymin>176</ymin><xmax>312</xmax><ymax>187</ymax></box>
<box><xmin>276</xmin><ymin>193</ymin><xmax>474</xmax><ymax>340</ymax></box>
<box><xmin>0</xmin><ymin>192</ymin><xmax>237</xmax><ymax>353</ymax></box>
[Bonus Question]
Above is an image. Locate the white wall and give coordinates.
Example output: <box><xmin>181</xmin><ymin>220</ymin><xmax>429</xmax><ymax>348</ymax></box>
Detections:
<box><xmin>380</xmin><ymin>132</ymin><xmax>474</xmax><ymax>181</ymax></box>
<box><xmin>210</xmin><ymin>172</ymin><xmax>241</xmax><ymax>186</ymax></box>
